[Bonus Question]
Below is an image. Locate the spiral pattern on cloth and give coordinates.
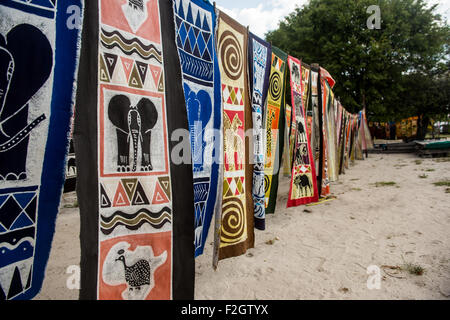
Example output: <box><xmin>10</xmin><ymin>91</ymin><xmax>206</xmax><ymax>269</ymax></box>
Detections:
<box><xmin>264</xmin><ymin>174</ymin><xmax>271</xmax><ymax>194</ymax></box>
<box><xmin>220</xmin><ymin>197</ymin><xmax>246</xmax><ymax>244</ymax></box>
<box><xmin>218</xmin><ymin>30</ymin><xmax>243</xmax><ymax>81</ymax></box>
<box><xmin>269</xmin><ymin>71</ymin><xmax>282</xmax><ymax>101</ymax></box>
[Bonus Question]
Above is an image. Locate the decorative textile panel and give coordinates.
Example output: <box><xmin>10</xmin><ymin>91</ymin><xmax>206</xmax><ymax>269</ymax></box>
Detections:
<box><xmin>0</xmin><ymin>0</ymin><xmax>83</xmax><ymax>300</ymax></box>
<box><xmin>74</xmin><ymin>0</ymin><xmax>195</xmax><ymax>300</ymax></box>
<box><xmin>264</xmin><ymin>46</ymin><xmax>287</xmax><ymax>214</ymax></box>
<box><xmin>344</xmin><ymin>112</ymin><xmax>353</xmax><ymax>169</ymax></box>
<box><xmin>282</xmin><ymin>104</ymin><xmax>292</xmax><ymax>177</ymax></box>
<box><xmin>287</xmin><ymin>104</ymin><xmax>297</xmax><ymax>178</ymax></box>
<box><xmin>214</xmin><ymin>11</ymin><xmax>254</xmax><ymax>264</ymax></box>
<box><xmin>247</xmin><ymin>33</ymin><xmax>271</xmax><ymax>231</ymax></box>
<box><xmin>309</xmin><ymin>67</ymin><xmax>320</xmax><ymax>187</ymax></box>
<box><xmin>172</xmin><ymin>0</ymin><xmax>222</xmax><ymax>258</ymax></box>
<box><xmin>325</xmin><ymin>85</ymin><xmax>338</xmax><ymax>182</ymax></box>
<box><xmin>286</xmin><ymin>56</ymin><xmax>318</xmax><ymax>208</ymax></box>
<box><xmin>337</xmin><ymin>103</ymin><xmax>346</xmax><ymax>175</ymax></box>
<box><xmin>318</xmin><ymin>67</ymin><xmax>335</xmax><ymax>197</ymax></box>
<box><xmin>362</xmin><ymin>109</ymin><xmax>374</xmax><ymax>150</ymax></box>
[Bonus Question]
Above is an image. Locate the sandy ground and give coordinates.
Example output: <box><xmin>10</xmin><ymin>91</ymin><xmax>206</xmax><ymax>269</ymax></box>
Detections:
<box><xmin>36</xmin><ymin>153</ymin><xmax>450</xmax><ymax>300</ymax></box>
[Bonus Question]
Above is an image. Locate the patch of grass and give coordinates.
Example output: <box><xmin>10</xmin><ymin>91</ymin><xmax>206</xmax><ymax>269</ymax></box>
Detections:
<box><xmin>433</xmin><ymin>180</ymin><xmax>450</xmax><ymax>187</ymax></box>
<box><xmin>415</xmin><ymin>160</ymin><xmax>423</xmax><ymax>165</ymax></box>
<box><xmin>373</xmin><ymin>181</ymin><xmax>397</xmax><ymax>187</ymax></box>
<box><xmin>434</xmin><ymin>157</ymin><xmax>450</xmax><ymax>163</ymax></box>
<box><xmin>425</xmin><ymin>169</ymin><xmax>435</xmax><ymax>172</ymax></box>
<box><xmin>402</xmin><ymin>263</ymin><xmax>426</xmax><ymax>276</ymax></box>
<box><xmin>418</xmin><ymin>174</ymin><xmax>428</xmax><ymax>179</ymax></box>
<box><xmin>351</xmin><ymin>188</ymin><xmax>362</xmax><ymax>191</ymax></box>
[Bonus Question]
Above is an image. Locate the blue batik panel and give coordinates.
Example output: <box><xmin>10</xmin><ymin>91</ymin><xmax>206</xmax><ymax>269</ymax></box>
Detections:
<box><xmin>0</xmin><ymin>0</ymin><xmax>83</xmax><ymax>300</ymax></box>
<box><xmin>173</xmin><ymin>0</ymin><xmax>222</xmax><ymax>257</ymax></box>
<box><xmin>248</xmin><ymin>33</ymin><xmax>272</xmax><ymax>231</ymax></box>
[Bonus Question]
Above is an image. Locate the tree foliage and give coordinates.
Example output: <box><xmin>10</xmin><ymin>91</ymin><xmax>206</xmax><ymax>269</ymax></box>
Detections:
<box><xmin>266</xmin><ymin>0</ymin><xmax>450</xmax><ymax>132</ymax></box>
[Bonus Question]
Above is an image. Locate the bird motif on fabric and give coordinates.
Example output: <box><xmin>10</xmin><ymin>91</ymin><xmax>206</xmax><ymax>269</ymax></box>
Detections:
<box><xmin>116</xmin><ymin>249</ymin><xmax>151</xmax><ymax>291</ymax></box>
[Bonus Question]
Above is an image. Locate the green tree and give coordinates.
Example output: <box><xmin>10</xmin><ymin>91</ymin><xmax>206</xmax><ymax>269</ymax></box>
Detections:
<box><xmin>266</xmin><ymin>0</ymin><xmax>449</xmax><ymax>138</ymax></box>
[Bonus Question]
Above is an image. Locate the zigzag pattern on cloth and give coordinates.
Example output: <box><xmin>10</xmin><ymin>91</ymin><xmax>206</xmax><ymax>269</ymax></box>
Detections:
<box><xmin>100</xmin><ymin>28</ymin><xmax>162</xmax><ymax>63</ymax></box>
<box><xmin>100</xmin><ymin>207</ymin><xmax>172</xmax><ymax>235</ymax></box>
<box><xmin>193</xmin><ymin>178</ymin><xmax>210</xmax><ymax>202</ymax></box>
<box><xmin>179</xmin><ymin>50</ymin><xmax>213</xmax><ymax>82</ymax></box>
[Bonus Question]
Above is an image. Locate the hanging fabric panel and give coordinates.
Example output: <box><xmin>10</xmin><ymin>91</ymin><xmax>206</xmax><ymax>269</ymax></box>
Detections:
<box><xmin>264</xmin><ymin>46</ymin><xmax>287</xmax><ymax>214</ymax></box>
<box><xmin>286</xmin><ymin>56</ymin><xmax>319</xmax><ymax>208</ymax></box>
<box><xmin>0</xmin><ymin>0</ymin><xmax>83</xmax><ymax>300</ymax></box>
<box><xmin>74</xmin><ymin>0</ymin><xmax>195</xmax><ymax>300</ymax></box>
<box><xmin>214</xmin><ymin>11</ymin><xmax>254</xmax><ymax>264</ymax></box>
<box><xmin>247</xmin><ymin>32</ymin><xmax>271</xmax><ymax>231</ymax></box>
<box><xmin>172</xmin><ymin>0</ymin><xmax>222</xmax><ymax>258</ymax></box>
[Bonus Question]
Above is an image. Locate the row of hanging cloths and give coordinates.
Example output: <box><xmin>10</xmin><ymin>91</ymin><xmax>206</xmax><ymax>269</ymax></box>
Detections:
<box><xmin>0</xmin><ymin>0</ymin><xmax>374</xmax><ymax>300</ymax></box>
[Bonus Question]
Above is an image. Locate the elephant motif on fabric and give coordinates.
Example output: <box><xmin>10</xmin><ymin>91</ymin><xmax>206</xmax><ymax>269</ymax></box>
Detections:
<box><xmin>108</xmin><ymin>94</ymin><xmax>158</xmax><ymax>172</ymax></box>
<box><xmin>183</xmin><ymin>84</ymin><xmax>212</xmax><ymax>172</ymax></box>
<box><xmin>0</xmin><ymin>24</ymin><xmax>52</xmax><ymax>181</ymax></box>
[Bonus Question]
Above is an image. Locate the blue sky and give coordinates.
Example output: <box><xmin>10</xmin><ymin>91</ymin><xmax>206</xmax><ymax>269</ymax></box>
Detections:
<box><xmin>214</xmin><ymin>0</ymin><xmax>450</xmax><ymax>39</ymax></box>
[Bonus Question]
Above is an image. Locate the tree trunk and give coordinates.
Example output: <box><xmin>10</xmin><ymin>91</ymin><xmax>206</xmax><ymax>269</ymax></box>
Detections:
<box><xmin>416</xmin><ymin>114</ymin><xmax>429</xmax><ymax>141</ymax></box>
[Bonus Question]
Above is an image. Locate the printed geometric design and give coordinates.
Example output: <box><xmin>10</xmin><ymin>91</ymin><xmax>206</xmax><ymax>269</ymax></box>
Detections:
<box><xmin>0</xmin><ymin>197</ymin><xmax>23</xmax><ymax>230</ymax></box>
<box><xmin>100</xmin><ymin>52</ymin><xmax>157</xmax><ymax>88</ymax></box>
<box><xmin>128</xmin><ymin>64</ymin><xmax>143</xmax><ymax>88</ymax></box>
<box><xmin>0</xmin><ymin>263</ymin><xmax>33</xmax><ymax>300</ymax></box>
<box><xmin>272</xmin><ymin>55</ymin><xmax>285</xmax><ymax>72</ymax></box>
<box><xmin>224</xmin><ymin>176</ymin><xmax>244</xmax><ymax>197</ymax></box>
<box><xmin>100</xmin><ymin>28</ymin><xmax>163</xmax><ymax>63</ymax></box>
<box><xmin>100</xmin><ymin>207</ymin><xmax>172</xmax><ymax>236</ymax></box>
<box><xmin>174</xmin><ymin>0</ymin><xmax>214</xmax><ymax>83</ymax></box>
<box><xmin>100</xmin><ymin>184</ymin><xmax>112</xmax><ymax>208</ymax></box>
<box><xmin>157</xmin><ymin>176</ymin><xmax>171</xmax><ymax>200</ymax></box>
<box><xmin>99</xmin><ymin>54</ymin><xmax>111</xmax><ymax>82</ymax></box>
<box><xmin>103</xmin><ymin>179</ymin><xmax>153</xmax><ymax>208</ymax></box>
<box><xmin>157</xmin><ymin>73</ymin><xmax>164</xmax><ymax>92</ymax></box>
<box><xmin>151</xmin><ymin>181</ymin><xmax>169</xmax><ymax>205</ymax></box>
<box><xmin>223</xmin><ymin>179</ymin><xmax>233</xmax><ymax>198</ymax></box>
<box><xmin>0</xmin><ymin>192</ymin><xmax>37</xmax><ymax>232</ymax></box>
<box><xmin>149</xmin><ymin>64</ymin><xmax>162</xmax><ymax>88</ymax></box>
<box><xmin>104</xmin><ymin>53</ymin><xmax>119</xmax><ymax>79</ymax></box>
<box><xmin>194</xmin><ymin>202</ymin><xmax>205</xmax><ymax>225</ymax></box>
<box><xmin>121</xmin><ymin>178</ymin><xmax>138</xmax><ymax>200</ymax></box>
<box><xmin>0</xmin><ymin>188</ymin><xmax>37</xmax><ymax>300</ymax></box>
<box><xmin>193</xmin><ymin>177</ymin><xmax>211</xmax><ymax>249</ymax></box>
<box><xmin>222</xmin><ymin>85</ymin><xmax>244</xmax><ymax>105</ymax></box>
<box><xmin>193</xmin><ymin>178</ymin><xmax>210</xmax><ymax>203</ymax></box>
<box><xmin>235</xmin><ymin>177</ymin><xmax>244</xmax><ymax>195</ymax></box>
<box><xmin>120</xmin><ymin>56</ymin><xmax>134</xmax><ymax>82</ymax></box>
<box><xmin>113</xmin><ymin>182</ymin><xmax>130</xmax><ymax>207</ymax></box>
<box><xmin>131</xmin><ymin>182</ymin><xmax>150</xmax><ymax>206</ymax></box>
<box><xmin>298</xmin><ymin>165</ymin><xmax>310</xmax><ymax>174</ymax></box>
<box><xmin>15</xmin><ymin>0</ymin><xmax>56</xmax><ymax>10</ymax></box>
<box><xmin>135</xmin><ymin>61</ymin><xmax>149</xmax><ymax>85</ymax></box>
<box><xmin>178</xmin><ymin>51</ymin><xmax>213</xmax><ymax>82</ymax></box>
<box><xmin>174</xmin><ymin>0</ymin><xmax>213</xmax><ymax>63</ymax></box>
